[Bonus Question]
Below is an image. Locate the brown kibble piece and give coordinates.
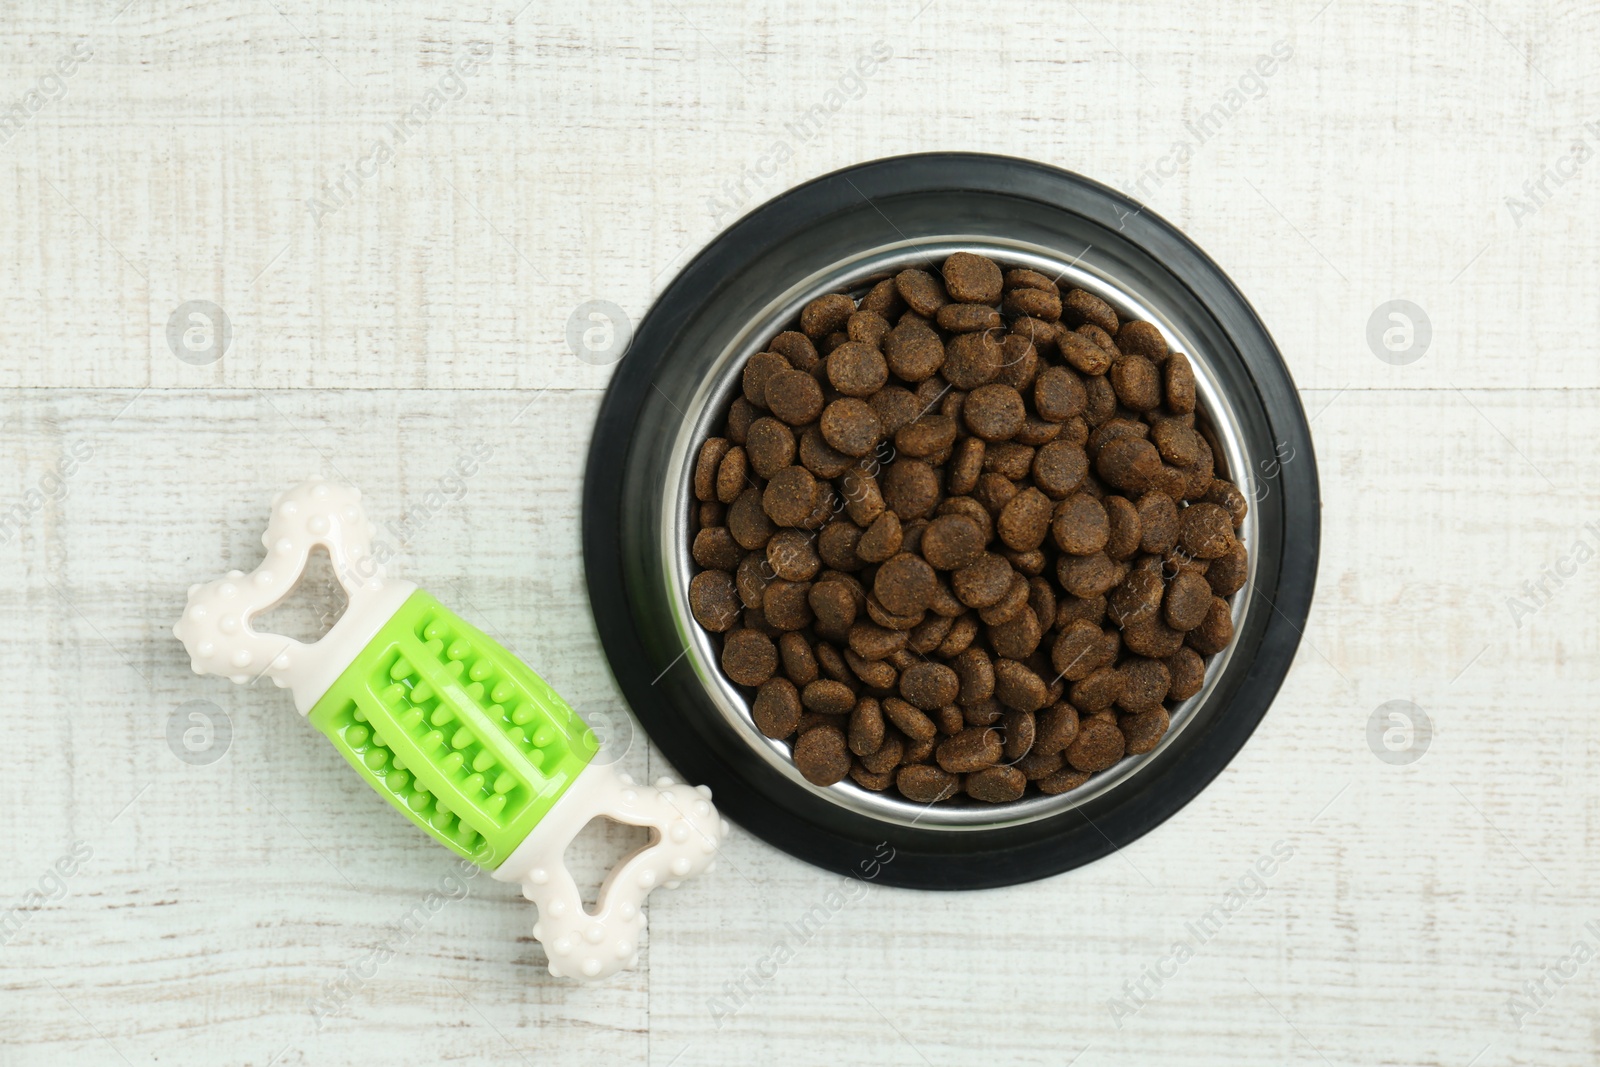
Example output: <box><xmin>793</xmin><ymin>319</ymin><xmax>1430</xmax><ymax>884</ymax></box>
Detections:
<box><xmin>978</xmin><ymin>572</ymin><xmax>1030</xmax><ymax>626</ymax></box>
<box><xmin>1116</xmin><ymin>657</ymin><xmax>1171</xmax><ymax>712</ymax></box>
<box><xmin>1122</xmin><ymin>616</ymin><xmax>1187</xmax><ymax>659</ymax></box>
<box><xmin>895</xmin><ymin>414</ymin><xmax>960</xmax><ymax>458</ymax></box>
<box><xmin>1001</xmin><ymin>709</ymin><xmax>1036</xmax><ymax>761</ymax></box>
<box><xmin>793</xmin><ymin>724</ymin><xmax>851</xmax><ymax>785</ymax></box>
<box><xmin>715</xmin><ymin>446</ymin><xmax>748</xmax><ymax>505</ymax></box>
<box><xmin>765</xmin><ymin>529</ymin><xmax>819</xmax><ymax>582</ymax></box>
<box><xmin>1204</xmin><ymin>479</ymin><xmax>1249</xmax><ymax>528</ymax></box>
<box><xmin>1035</xmin><ymin>702</ymin><xmax>1080</xmax><ymax>754</ymax></box>
<box><xmin>966</xmin><ymin>765</ymin><xmax>1026</xmax><ymax>803</ymax></box>
<box><xmin>817</xmin><ymin>521</ymin><xmax>863</xmax><ymax>571</ymax></box>
<box><xmin>947</xmin><ymin>438</ymin><xmax>985</xmax><ymax>494</ymax></box>
<box><xmin>983</xmin><ymin>442</ymin><xmax>1034</xmax><ymax>481</ymax></box>
<box><xmin>1165</xmin><ymin>569</ymin><xmax>1213</xmax><ymax>631</ymax></box>
<box><xmin>1069</xmin><ymin>667</ymin><xmax>1123</xmax><ymax>712</ymax></box>
<box><xmin>1165</xmin><ymin>646</ymin><xmax>1206</xmax><ymax>701</ymax></box>
<box><xmin>1096</xmin><ymin>436</ymin><xmax>1163</xmax><ymax>493</ymax></box>
<box><xmin>689</xmin><ymin>571</ymin><xmax>741</xmax><ymax>632</ymax></box>
<box><xmin>997</xmin><ymin>487</ymin><xmax>1052</xmax><ymax>552</ymax></box>
<box><xmin>1120</xmin><ymin>707</ymin><xmax>1170</xmax><ymax>755</ymax></box>
<box><xmin>1136</xmin><ymin>491</ymin><xmax>1179</xmax><ymax>554</ymax></box>
<box><xmin>1034</xmin><ymin>365</ymin><xmax>1086</xmax><ymax>423</ymax></box>
<box><xmin>963</xmin><ymin>384</ymin><xmax>1026</xmax><ymax>442</ymax></box>
<box><xmin>763</xmin><ymin>466</ymin><xmax>821</xmax><ymax>528</ymax></box>
<box><xmin>1031</xmin><ymin>440</ymin><xmax>1088</xmax><ymax>500</ymax></box>
<box><xmin>921</xmin><ymin>513</ymin><xmax>985</xmax><ymax>571</ymax></box>
<box><xmin>745</xmin><ymin>418</ymin><xmax>796</xmax><ymax>480</ymax></box>
<box><xmin>873</xmin><ymin>552</ymin><xmax>936</xmax><ymax>616</ymax></box>
<box><xmin>763</xmin><ymin>579</ymin><xmax>813</xmax><ymax>630</ymax></box>
<box><xmin>1103</xmin><ymin>495</ymin><xmax>1142</xmax><ymax>561</ymax></box>
<box><xmin>899</xmin><ymin>661</ymin><xmax>960</xmax><ymax>710</ymax></box>
<box><xmin>1052</xmin><ymin>492</ymin><xmax>1109</xmax><ymax>555</ymax></box>
<box><xmin>895</xmin><ymin>269</ymin><xmax>948</xmax><ymax>317</ymax></box>
<box><xmin>860</xmin><ymin>278</ymin><xmax>905</xmax><ymax>319</ymax></box>
<box><xmin>1165</xmin><ymin>352</ymin><xmax>1197</xmax><ymax>414</ymax></box>
<box><xmin>1059</xmin><ymin>330</ymin><xmax>1114</xmax><ymax>376</ymax></box>
<box><xmin>1059</xmin><ymin>552</ymin><xmax>1120</xmax><ymax>598</ymax></box>
<box><xmin>693</xmin><ymin>526</ymin><xmax>743</xmax><ymax>572</ymax></box>
<box><xmin>752</xmin><ymin>678</ymin><xmax>802</xmax><ymax>739</ymax></box>
<box><xmin>883</xmin><ymin>320</ymin><xmax>945</xmax><ymax>383</ymax></box>
<box><xmin>1206</xmin><ymin>539</ymin><xmax>1249</xmax><ymax>597</ymax></box>
<box><xmin>845</xmin><ymin>649</ymin><xmax>897</xmax><ymax>691</ymax></box>
<box><xmin>1037</xmin><ymin>765</ymin><xmax>1092</xmax><ymax>794</ymax></box>
<box><xmin>849</xmin><ymin>697</ymin><xmax>886</xmax><ymax>756</ymax></box>
<box><xmin>764</xmin><ymin>368</ymin><xmax>825</xmax><ymax>426</ymax></box>
<box><xmin>1063</xmin><ymin>289</ymin><xmax>1118</xmax><ymax>334</ymax></box>
<box><xmin>771</xmin><ymin>330</ymin><xmax>820</xmax><ymax>371</ymax></box>
<box><xmin>799</xmin><ymin>426</ymin><xmax>854</xmax><ymax>479</ymax></box>
<box><xmin>839</xmin><ymin>467</ymin><xmax>885</xmax><ymax>527</ymax></box>
<box><xmin>849</xmin><ymin>761</ymin><xmax>894</xmax><ymax>791</ymax></box>
<box><xmin>802</xmin><ymin>679</ymin><xmax>857</xmax><ymax>716</ymax></box>
<box><xmin>800</xmin><ymin>294</ymin><xmax>856</xmax><ymax>340</ymax></box>
<box><xmin>819</xmin><ymin>399</ymin><xmax>882</xmax><ymax>458</ymax></box>
<box><xmin>937</xmin><ymin>726</ymin><xmax>1001</xmax><ymax>773</ymax></box>
<box><xmin>897</xmin><ymin>764</ymin><xmax>961</xmax><ymax>803</ymax></box>
<box><xmin>780</xmin><ymin>631</ymin><xmax>819</xmax><ymax>686</ymax></box>
<box><xmin>953</xmin><ymin>646</ymin><xmax>996</xmax><ymax>704</ymax></box>
<box><xmin>726</xmin><ymin>398</ymin><xmax>756</xmax><ymax>443</ymax></box>
<box><xmin>993</xmin><ymin>658</ymin><xmax>1050</xmax><ymax>713</ymax></box>
<box><xmin>883</xmin><ymin>696</ymin><xmax>937</xmax><ymax>742</ymax></box>
<box><xmin>1065</xmin><ymin>716</ymin><xmax>1125</xmax><ymax>772</ymax></box>
<box><xmin>1051</xmin><ymin>620</ymin><xmax>1108</xmax><ymax>682</ymax></box>
<box><xmin>1179</xmin><ymin>502</ymin><xmax>1234</xmax><ymax>559</ymax></box>
<box><xmin>1002</xmin><ymin>286</ymin><xmax>1062</xmax><ymax>322</ymax></box>
<box><xmin>847</xmin><ymin>310</ymin><xmax>890</xmax><ymax>348</ymax></box>
<box><xmin>1002</xmin><ymin>268</ymin><xmax>1057</xmax><ymax>293</ymax></box>
<box><xmin>1082</xmin><ymin>374</ymin><xmax>1117</xmax><ymax>425</ymax></box>
<box><xmin>943</xmin><ymin>252</ymin><xmax>1004</xmax><ymax>304</ymax></box>
<box><xmin>856</xmin><ymin>510</ymin><xmax>903</xmax><ymax>564</ymax></box>
<box><xmin>1187</xmin><ymin>596</ymin><xmax>1235</xmax><ymax>655</ymax></box>
<box><xmin>860</xmin><ymin>733</ymin><xmax>904</xmax><ymax>775</ymax></box>
<box><xmin>726</xmin><ymin>486</ymin><xmax>774</xmax><ymax>550</ymax></box>
<box><xmin>952</xmin><ymin>553</ymin><xmax>1013</xmax><ymax>608</ymax></box>
<box><xmin>937</xmin><ymin>303</ymin><xmax>1003</xmax><ymax>333</ymax></box>
<box><xmin>1109</xmin><ymin>567</ymin><xmax>1165</xmax><ymax>629</ymax></box>
<box><xmin>942</xmin><ymin>330</ymin><xmax>1003</xmax><ymax>389</ymax></box>
<box><xmin>1151</xmin><ymin>420</ymin><xmax>1200</xmax><ymax>468</ymax></box>
<box><xmin>882</xmin><ymin>458</ymin><xmax>941</xmax><ymax>519</ymax></box>
<box><xmin>1116</xmin><ymin>320</ymin><xmax>1168</xmax><ymax>361</ymax></box>
<box><xmin>827</xmin><ymin>341</ymin><xmax>889</xmax><ymax>398</ymax></box>
<box><xmin>1110</xmin><ymin>356</ymin><xmax>1162</xmax><ymax>412</ymax></box>
<box><xmin>722</xmin><ymin>629</ymin><xmax>778</xmax><ymax>687</ymax></box>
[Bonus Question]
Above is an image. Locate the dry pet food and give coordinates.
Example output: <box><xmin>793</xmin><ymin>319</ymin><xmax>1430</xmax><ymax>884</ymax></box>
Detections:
<box><xmin>688</xmin><ymin>252</ymin><xmax>1249</xmax><ymax>805</ymax></box>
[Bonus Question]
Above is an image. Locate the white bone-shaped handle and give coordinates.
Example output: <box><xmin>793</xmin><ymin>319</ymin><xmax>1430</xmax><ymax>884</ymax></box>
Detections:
<box><xmin>173</xmin><ymin>477</ymin><xmax>416</xmax><ymax>712</ymax></box>
<box><xmin>493</xmin><ymin>763</ymin><xmax>729</xmax><ymax>980</ymax></box>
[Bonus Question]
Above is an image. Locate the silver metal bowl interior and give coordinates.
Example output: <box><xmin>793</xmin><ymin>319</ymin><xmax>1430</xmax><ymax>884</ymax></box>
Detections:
<box><xmin>657</xmin><ymin>236</ymin><xmax>1260</xmax><ymax>831</ymax></box>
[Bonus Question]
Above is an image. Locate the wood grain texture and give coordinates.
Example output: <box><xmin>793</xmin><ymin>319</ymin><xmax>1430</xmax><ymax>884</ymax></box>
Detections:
<box><xmin>2</xmin><ymin>1</ymin><xmax>1598</xmax><ymax>1065</ymax></box>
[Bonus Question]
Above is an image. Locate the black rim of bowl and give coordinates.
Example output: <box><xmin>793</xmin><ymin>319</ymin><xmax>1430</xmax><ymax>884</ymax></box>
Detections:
<box><xmin>582</xmin><ymin>152</ymin><xmax>1320</xmax><ymax>890</ymax></box>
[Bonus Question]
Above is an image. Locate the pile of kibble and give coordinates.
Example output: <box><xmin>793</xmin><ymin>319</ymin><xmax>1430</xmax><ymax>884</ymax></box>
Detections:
<box><xmin>686</xmin><ymin>252</ymin><xmax>1248</xmax><ymax>805</ymax></box>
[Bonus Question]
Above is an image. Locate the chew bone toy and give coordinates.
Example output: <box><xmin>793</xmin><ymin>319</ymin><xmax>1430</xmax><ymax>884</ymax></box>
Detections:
<box><xmin>172</xmin><ymin>478</ymin><xmax>726</xmax><ymax>980</ymax></box>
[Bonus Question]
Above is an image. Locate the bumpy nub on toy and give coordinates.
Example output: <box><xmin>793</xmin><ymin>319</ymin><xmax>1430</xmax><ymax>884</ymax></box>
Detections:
<box><xmin>172</xmin><ymin>477</ymin><xmax>727</xmax><ymax>982</ymax></box>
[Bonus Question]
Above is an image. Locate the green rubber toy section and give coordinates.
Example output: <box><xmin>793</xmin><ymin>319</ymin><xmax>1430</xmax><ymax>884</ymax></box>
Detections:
<box><xmin>307</xmin><ymin>589</ymin><xmax>598</xmax><ymax>867</ymax></box>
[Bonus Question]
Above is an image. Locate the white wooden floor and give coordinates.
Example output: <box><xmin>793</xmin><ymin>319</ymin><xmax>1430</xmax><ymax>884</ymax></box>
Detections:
<box><xmin>4</xmin><ymin>2</ymin><xmax>1598</xmax><ymax>1064</ymax></box>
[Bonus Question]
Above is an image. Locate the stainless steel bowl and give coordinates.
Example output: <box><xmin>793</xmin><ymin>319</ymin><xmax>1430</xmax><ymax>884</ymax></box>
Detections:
<box><xmin>661</xmin><ymin>237</ymin><xmax>1259</xmax><ymax>830</ymax></box>
<box><xmin>584</xmin><ymin>154</ymin><xmax>1317</xmax><ymax>889</ymax></box>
